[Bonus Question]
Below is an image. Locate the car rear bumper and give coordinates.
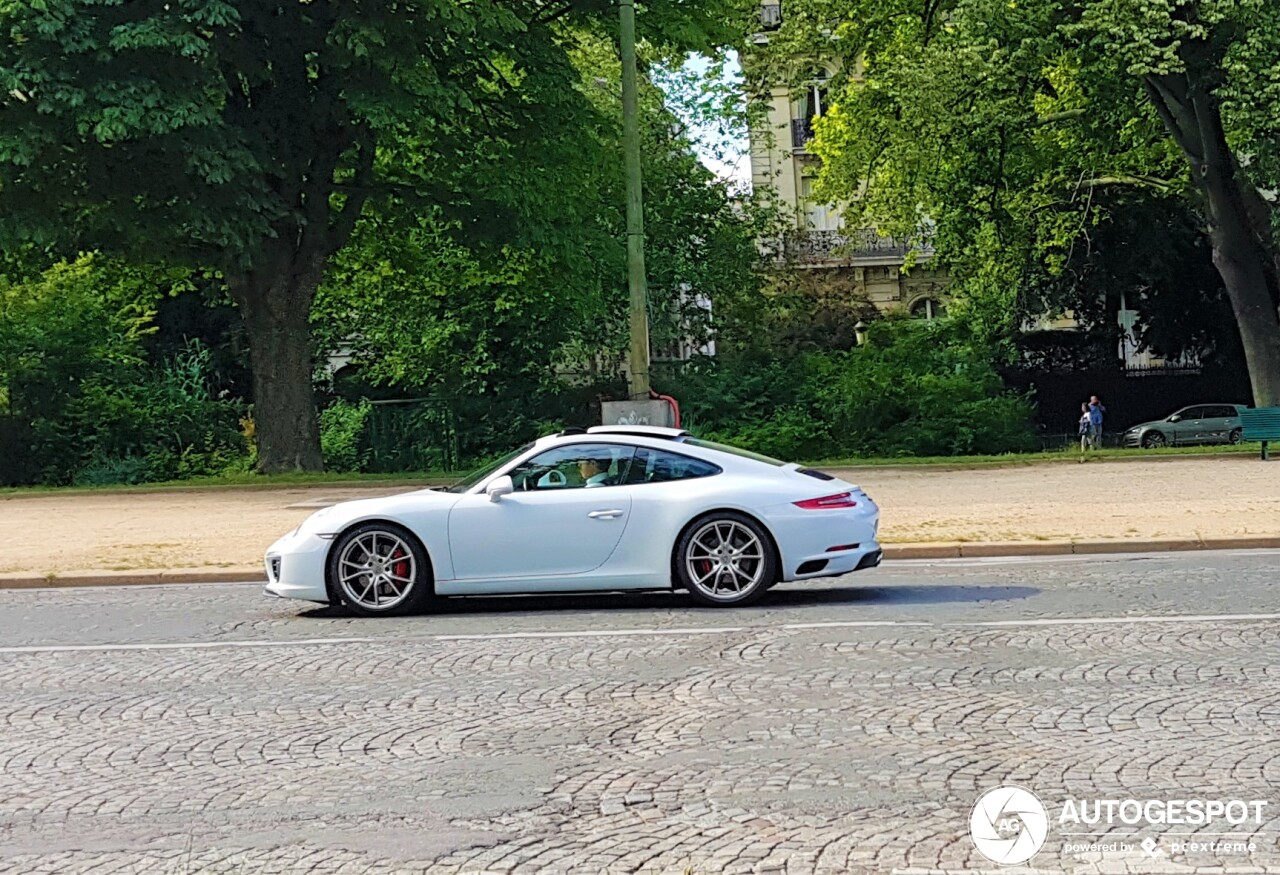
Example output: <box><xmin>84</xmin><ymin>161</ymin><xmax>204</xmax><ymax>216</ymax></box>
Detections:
<box><xmin>786</xmin><ymin>540</ymin><xmax>883</xmax><ymax>581</ymax></box>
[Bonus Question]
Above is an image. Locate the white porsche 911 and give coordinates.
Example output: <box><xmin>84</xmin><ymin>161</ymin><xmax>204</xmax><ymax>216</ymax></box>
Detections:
<box><xmin>264</xmin><ymin>426</ymin><xmax>881</xmax><ymax>616</ymax></box>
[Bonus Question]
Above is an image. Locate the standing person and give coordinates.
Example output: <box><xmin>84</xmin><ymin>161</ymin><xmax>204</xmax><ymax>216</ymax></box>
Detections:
<box><xmin>1078</xmin><ymin>402</ymin><xmax>1092</xmax><ymax>454</ymax></box>
<box><xmin>1088</xmin><ymin>395</ymin><xmax>1106</xmax><ymax>449</ymax></box>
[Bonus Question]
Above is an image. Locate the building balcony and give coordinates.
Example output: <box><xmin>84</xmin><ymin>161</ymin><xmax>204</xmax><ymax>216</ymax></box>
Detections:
<box><xmin>783</xmin><ymin>229</ymin><xmax>934</xmax><ymax>265</ymax></box>
<box><xmin>791</xmin><ymin>117</ymin><xmax>814</xmax><ymax>150</ymax></box>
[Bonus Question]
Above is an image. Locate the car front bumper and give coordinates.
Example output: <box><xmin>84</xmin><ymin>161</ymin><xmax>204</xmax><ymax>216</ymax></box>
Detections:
<box><xmin>263</xmin><ymin>529</ymin><xmax>331</xmax><ymax>603</ymax></box>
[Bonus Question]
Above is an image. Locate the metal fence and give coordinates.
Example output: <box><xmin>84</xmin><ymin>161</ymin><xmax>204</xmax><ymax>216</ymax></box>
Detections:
<box><xmin>1037</xmin><ymin>431</ymin><xmax>1124</xmax><ymax>451</ymax></box>
<box><xmin>364</xmin><ymin>398</ymin><xmax>459</xmax><ymax>473</ymax></box>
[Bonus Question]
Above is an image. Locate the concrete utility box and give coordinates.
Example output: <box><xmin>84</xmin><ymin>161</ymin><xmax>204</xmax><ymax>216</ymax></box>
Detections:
<box><xmin>600</xmin><ymin>399</ymin><xmax>676</xmax><ymax>428</ymax></box>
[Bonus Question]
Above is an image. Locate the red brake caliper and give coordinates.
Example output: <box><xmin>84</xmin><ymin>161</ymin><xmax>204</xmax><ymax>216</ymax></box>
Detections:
<box><xmin>391</xmin><ymin>548</ymin><xmax>409</xmax><ymax>579</ymax></box>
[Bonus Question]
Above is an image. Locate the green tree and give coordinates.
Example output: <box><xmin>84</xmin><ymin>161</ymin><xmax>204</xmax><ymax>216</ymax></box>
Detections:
<box><xmin>313</xmin><ymin>32</ymin><xmax>769</xmax><ymax>429</ymax></box>
<box><xmin>0</xmin><ymin>0</ymin><xmax>744</xmax><ymax>472</ymax></box>
<box><xmin>758</xmin><ymin>0</ymin><xmax>1280</xmax><ymax>404</ymax></box>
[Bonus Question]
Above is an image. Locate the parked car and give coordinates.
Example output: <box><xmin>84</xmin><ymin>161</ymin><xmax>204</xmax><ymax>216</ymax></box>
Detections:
<box><xmin>264</xmin><ymin>426</ymin><xmax>883</xmax><ymax>616</ymax></box>
<box><xmin>1122</xmin><ymin>404</ymin><xmax>1247</xmax><ymax>448</ymax></box>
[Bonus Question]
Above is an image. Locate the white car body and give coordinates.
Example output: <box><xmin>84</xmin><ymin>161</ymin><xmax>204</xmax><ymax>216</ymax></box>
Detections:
<box><xmin>264</xmin><ymin>426</ymin><xmax>881</xmax><ymax>606</ymax></box>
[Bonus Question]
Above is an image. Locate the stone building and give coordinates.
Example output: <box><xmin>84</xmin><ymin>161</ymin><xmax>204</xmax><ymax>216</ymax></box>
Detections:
<box><xmin>746</xmin><ymin>2</ymin><xmax>949</xmax><ymax>320</ymax></box>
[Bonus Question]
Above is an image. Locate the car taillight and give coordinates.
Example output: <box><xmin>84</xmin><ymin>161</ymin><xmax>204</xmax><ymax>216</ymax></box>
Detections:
<box><xmin>793</xmin><ymin>492</ymin><xmax>857</xmax><ymax>509</ymax></box>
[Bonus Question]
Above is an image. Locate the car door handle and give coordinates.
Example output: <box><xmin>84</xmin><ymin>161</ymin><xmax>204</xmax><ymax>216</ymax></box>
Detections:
<box><xmin>587</xmin><ymin>509</ymin><xmax>624</xmax><ymax>519</ymax></box>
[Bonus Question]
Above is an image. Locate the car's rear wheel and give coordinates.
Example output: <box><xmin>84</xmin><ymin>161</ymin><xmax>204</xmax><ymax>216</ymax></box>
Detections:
<box><xmin>1229</xmin><ymin>427</ymin><xmax>1243</xmax><ymax>444</ymax></box>
<box><xmin>675</xmin><ymin>512</ymin><xmax>778</xmax><ymax>607</ymax></box>
<box><xmin>1141</xmin><ymin>431</ymin><xmax>1167</xmax><ymax>448</ymax></box>
<box><xmin>327</xmin><ymin>522</ymin><xmax>433</xmax><ymax>617</ymax></box>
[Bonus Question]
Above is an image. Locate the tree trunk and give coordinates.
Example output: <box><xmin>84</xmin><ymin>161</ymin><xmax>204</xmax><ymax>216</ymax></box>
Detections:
<box><xmin>1145</xmin><ymin>70</ymin><xmax>1280</xmax><ymax>407</ymax></box>
<box><xmin>1202</xmin><ymin>193</ymin><xmax>1280</xmax><ymax>407</ymax></box>
<box><xmin>229</xmin><ymin>265</ymin><xmax>324</xmax><ymax>473</ymax></box>
<box><xmin>1190</xmin><ymin>105</ymin><xmax>1280</xmax><ymax>407</ymax></box>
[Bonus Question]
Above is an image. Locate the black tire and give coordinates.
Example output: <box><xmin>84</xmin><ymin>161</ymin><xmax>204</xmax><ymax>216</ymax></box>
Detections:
<box><xmin>1141</xmin><ymin>431</ymin><xmax>1167</xmax><ymax>449</ymax></box>
<box><xmin>1229</xmin><ymin>428</ymin><xmax>1243</xmax><ymax>445</ymax></box>
<box><xmin>326</xmin><ymin>522</ymin><xmax>434</xmax><ymax>617</ymax></box>
<box><xmin>674</xmin><ymin>511</ymin><xmax>779</xmax><ymax>607</ymax></box>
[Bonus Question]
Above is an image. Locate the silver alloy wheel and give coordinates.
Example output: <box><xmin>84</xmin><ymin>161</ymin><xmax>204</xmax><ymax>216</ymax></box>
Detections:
<box><xmin>336</xmin><ymin>530</ymin><xmax>416</xmax><ymax>611</ymax></box>
<box><xmin>684</xmin><ymin>519</ymin><xmax>766</xmax><ymax>601</ymax></box>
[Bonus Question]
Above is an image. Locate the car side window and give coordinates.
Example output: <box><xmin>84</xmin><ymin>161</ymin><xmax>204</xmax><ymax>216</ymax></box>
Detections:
<box><xmin>626</xmin><ymin>447</ymin><xmax>721</xmax><ymax>484</ymax></box>
<box><xmin>1180</xmin><ymin>406</ymin><xmax>1206</xmax><ymax>420</ymax></box>
<box><xmin>508</xmin><ymin>443</ymin><xmax>634</xmax><ymax>491</ymax></box>
<box><xmin>1211</xmin><ymin>405</ymin><xmax>1238</xmax><ymax>418</ymax></box>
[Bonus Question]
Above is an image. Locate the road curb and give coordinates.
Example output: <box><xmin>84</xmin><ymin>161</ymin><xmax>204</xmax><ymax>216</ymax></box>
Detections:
<box><xmin>883</xmin><ymin>537</ymin><xmax>1280</xmax><ymax>560</ymax></box>
<box><xmin>0</xmin><ymin>568</ymin><xmax>263</xmax><ymax>590</ymax></box>
<box><xmin>3</xmin><ymin>537</ymin><xmax>1278</xmax><ymax>590</ymax></box>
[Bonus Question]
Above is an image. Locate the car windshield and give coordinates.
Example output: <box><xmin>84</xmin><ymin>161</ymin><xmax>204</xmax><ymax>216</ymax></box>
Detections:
<box><xmin>444</xmin><ymin>443</ymin><xmax>533</xmax><ymax>493</ymax></box>
<box><xmin>679</xmin><ymin>437</ymin><xmax>787</xmax><ymax>466</ymax></box>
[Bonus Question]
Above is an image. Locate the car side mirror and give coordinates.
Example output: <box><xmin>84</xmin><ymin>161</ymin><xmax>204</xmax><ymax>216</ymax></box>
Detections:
<box><xmin>486</xmin><ymin>475</ymin><xmax>514</xmax><ymax>502</ymax></box>
<box><xmin>1168</xmin><ymin>414</ymin><xmax>1182</xmax><ymax>423</ymax></box>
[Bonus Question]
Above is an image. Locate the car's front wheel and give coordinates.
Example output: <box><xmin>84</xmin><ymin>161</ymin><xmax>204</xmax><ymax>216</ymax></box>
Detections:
<box><xmin>1141</xmin><ymin>431</ymin><xmax>1167</xmax><ymax>448</ymax></box>
<box><xmin>675</xmin><ymin>512</ymin><xmax>778</xmax><ymax>607</ymax></box>
<box><xmin>327</xmin><ymin>522</ymin><xmax>433</xmax><ymax>617</ymax></box>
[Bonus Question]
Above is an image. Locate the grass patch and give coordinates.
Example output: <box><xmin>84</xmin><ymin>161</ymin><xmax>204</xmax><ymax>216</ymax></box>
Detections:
<box><xmin>806</xmin><ymin>443</ymin><xmax>1260</xmax><ymax>469</ymax></box>
<box><xmin>0</xmin><ymin>468</ymin><xmax>458</xmax><ymax>498</ymax></box>
<box><xmin>0</xmin><ymin>441</ymin><xmax>1262</xmax><ymax>497</ymax></box>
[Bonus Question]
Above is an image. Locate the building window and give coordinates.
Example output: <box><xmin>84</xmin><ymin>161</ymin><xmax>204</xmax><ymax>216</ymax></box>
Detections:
<box><xmin>791</xmin><ymin>71</ymin><xmax>831</xmax><ymax>149</ymax></box>
<box><xmin>910</xmin><ymin>297</ymin><xmax>946</xmax><ymax>320</ymax></box>
<box><xmin>759</xmin><ymin>2</ymin><xmax>782</xmax><ymax>29</ymax></box>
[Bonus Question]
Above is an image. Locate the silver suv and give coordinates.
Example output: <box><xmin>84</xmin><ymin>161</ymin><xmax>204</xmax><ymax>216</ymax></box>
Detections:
<box><xmin>1122</xmin><ymin>404</ymin><xmax>1246</xmax><ymax>448</ymax></box>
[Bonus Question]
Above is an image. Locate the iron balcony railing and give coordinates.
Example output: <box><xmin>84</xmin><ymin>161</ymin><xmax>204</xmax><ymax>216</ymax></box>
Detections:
<box><xmin>782</xmin><ymin>229</ymin><xmax>935</xmax><ymax>264</ymax></box>
<box><xmin>791</xmin><ymin>117</ymin><xmax>814</xmax><ymax>150</ymax></box>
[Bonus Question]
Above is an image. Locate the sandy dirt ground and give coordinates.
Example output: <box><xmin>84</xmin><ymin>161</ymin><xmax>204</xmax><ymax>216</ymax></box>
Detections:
<box><xmin>2</xmin><ymin>456</ymin><xmax>1277</xmax><ymax>576</ymax></box>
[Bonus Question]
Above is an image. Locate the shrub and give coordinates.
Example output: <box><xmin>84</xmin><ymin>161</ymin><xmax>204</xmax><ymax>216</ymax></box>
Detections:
<box><xmin>319</xmin><ymin>399</ymin><xmax>372</xmax><ymax>472</ymax></box>
<box><xmin>69</xmin><ymin>340</ymin><xmax>248</xmax><ymax>484</ymax></box>
<box><xmin>660</xmin><ymin>316</ymin><xmax>1037</xmax><ymax>460</ymax></box>
<box><xmin>0</xmin><ymin>257</ymin><xmax>250</xmax><ymax>485</ymax></box>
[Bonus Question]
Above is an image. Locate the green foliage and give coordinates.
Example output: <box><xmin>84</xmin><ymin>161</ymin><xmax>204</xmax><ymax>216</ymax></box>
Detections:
<box><xmin>759</xmin><ymin>0</ymin><xmax>1280</xmax><ymax>349</ymax></box>
<box><xmin>314</xmin><ymin>31</ymin><xmax>771</xmax><ymax>453</ymax></box>
<box><xmin>319</xmin><ymin>400</ymin><xmax>373</xmax><ymax>473</ymax></box>
<box><xmin>0</xmin><ymin>256</ymin><xmax>247</xmax><ymax>485</ymax></box>
<box><xmin>0</xmin><ymin>0</ymin><xmax>751</xmax><ymax>471</ymax></box>
<box><xmin>69</xmin><ymin>339</ymin><xmax>249</xmax><ymax>485</ymax></box>
<box><xmin>666</xmin><ymin>318</ymin><xmax>1037</xmax><ymax>459</ymax></box>
<box><xmin>814</xmin><ymin>318</ymin><xmax>1039</xmax><ymax>456</ymax></box>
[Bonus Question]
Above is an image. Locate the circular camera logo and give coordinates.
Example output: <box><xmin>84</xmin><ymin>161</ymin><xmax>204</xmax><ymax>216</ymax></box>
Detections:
<box><xmin>970</xmin><ymin>786</ymin><xmax>1049</xmax><ymax>865</ymax></box>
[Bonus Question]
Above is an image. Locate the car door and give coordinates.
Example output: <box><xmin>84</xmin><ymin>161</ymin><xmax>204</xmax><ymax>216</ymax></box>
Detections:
<box><xmin>1172</xmin><ymin>406</ymin><xmax>1206</xmax><ymax>444</ymax></box>
<box><xmin>447</xmin><ymin>443</ymin><xmax>635</xmax><ymax>580</ymax></box>
<box><xmin>1201</xmin><ymin>405</ymin><xmax>1235</xmax><ymax>443</ymax></box>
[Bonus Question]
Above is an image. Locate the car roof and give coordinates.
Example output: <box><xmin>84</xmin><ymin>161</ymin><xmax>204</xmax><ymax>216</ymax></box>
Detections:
<box><xmin>586</xmin><ymin>424</ymin><xmax>691</xmax><ymax>437</ymax></box>
<box><xmin>547</xmin><ymin>424</ymin><xmax>691</xmax><ymax>437</ymax></box>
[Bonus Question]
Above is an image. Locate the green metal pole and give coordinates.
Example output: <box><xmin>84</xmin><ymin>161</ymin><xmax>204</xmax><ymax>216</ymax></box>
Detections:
<box><xmin>620</xmin><ymin>0</ymin><xmax>651</xmax><ymax>400</ymax></box>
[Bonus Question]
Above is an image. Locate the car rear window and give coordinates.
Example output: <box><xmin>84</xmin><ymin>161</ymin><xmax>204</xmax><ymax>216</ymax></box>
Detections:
<box><xmin>680</xmin><ymin>437</ymin><xmax>787</xmax><ymax>466</ymax></box>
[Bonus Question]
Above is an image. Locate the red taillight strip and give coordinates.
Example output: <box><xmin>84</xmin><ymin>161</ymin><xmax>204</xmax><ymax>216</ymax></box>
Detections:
<box><xmin>793</xmin><ymin>492</ymin><xmax>858</xmax><ymax>509</ymax></box>
<box><xmin>825</xmin><ymin>543</ymin><xmax>861</xmax><ymax>552</ymax></box>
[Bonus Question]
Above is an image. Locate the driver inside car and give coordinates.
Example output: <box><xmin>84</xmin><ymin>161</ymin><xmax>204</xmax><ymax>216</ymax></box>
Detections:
<box><xmin>578</xmin><ymin>456</ymin><xmax>612</xmax><ymax>487</ymax></box>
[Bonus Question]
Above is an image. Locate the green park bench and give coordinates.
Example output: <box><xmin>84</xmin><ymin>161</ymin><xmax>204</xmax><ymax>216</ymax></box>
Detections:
<box><xmin>1238</xmin><ymin>407</ymin><xmax>1280</xmax><ymax>460</ymax></box>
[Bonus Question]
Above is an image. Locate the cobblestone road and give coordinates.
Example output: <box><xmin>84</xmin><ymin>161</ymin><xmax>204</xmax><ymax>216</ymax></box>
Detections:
<box><xmin>2</xmin><ymin>551</ymin><xmax>1279</xmax><ymax>874</ymax></box>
